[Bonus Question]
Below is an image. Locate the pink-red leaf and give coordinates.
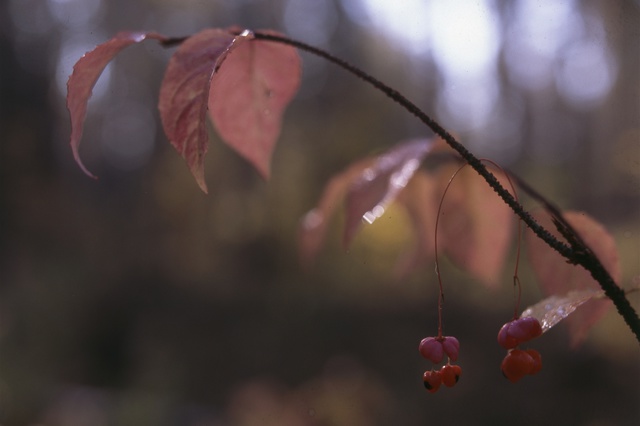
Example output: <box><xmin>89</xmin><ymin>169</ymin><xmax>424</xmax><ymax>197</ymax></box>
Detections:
<box><xmin>525</xmin><ymin>210</ymin><xmax>621</xmax><ymax>346</ymax></box>
<box><xmin>158</xmin><ymin>28</ymin><xmax>242</xmax><ymax>193</ymax></box>
<box><xmin>521</xmin><ymin>289</ymin><xmax>605</xmax><ymax>333</ymax></box>
<box><xmin>435</xmin><ymin>164</ymin><xmax>515</xmax><ymax>288</ymax></box>
<box><xmin>208</xmin><ymin>29</ymin><xmax>301</xmax><ymax>180</ymax></box>
<box><xmin>298</xmin><ymin>157</ymin><xmax>375</xmax><ymax>266</ymax></box>
<box><xmin>343</xmin><ymin>139</ymin><xmax>435</xmax><ymax>247</ymax></box>
<box><xmin>393</xmin><ymin>170</ymin><xmax>439</xmax><ymax>279</ymax></box>
<box><xmin>67</xmin><ymin>31</ymin><xmax>168</xmax><ymax>178</ymax></box>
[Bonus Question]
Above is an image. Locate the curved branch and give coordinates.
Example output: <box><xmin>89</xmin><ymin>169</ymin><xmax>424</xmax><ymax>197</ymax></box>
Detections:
<box><xmin>251</xmin><ymin>31</ymin><xmax>640</xmax><ymax>343</ymax></box>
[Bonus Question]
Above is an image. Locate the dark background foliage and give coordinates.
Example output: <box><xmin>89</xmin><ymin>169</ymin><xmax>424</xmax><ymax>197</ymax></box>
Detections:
<box><xmin>1</xmin><ymin>0</ymin><xmax>638</xmax><ymax>424</ymax></box>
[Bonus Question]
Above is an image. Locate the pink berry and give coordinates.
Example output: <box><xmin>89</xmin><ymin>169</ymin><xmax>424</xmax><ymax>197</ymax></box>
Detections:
<box><xmin>508</xmin><ymin>317</ymin><xmax>541</xmax><ymax>342</ymax></box>
<box><xmin>520</xmin><ymin>317</ymin><xmax>542</xmax><ymax>340</ymax></box>
<box><xmin>441</xmin><ymin>336</ymin><xmax>460</xmax><ymax>361</ymax></box>
<box><xmin>497</xmin><ymin>317</ymin><xmax>542</xmax><ymax>349</ymax></box>
<box><xmin>497</xmin><ymin>322</ymin><xmax>519</xmax><ymax>349</ymax></box>
<box><xmin>419</xmin><ymin>337</ymin><xmax>444</xmax><ymax>364</ymax></box>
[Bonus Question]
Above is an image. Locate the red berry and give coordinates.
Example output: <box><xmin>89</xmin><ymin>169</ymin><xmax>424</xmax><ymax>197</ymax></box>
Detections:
<box><xmin>451</xmin><ymin>364</ymin><xmax>462</xmax><ymax>378</ymax></box>
<box><xmin>423</xmin><ymin>370</ymin><xmax>442</xmax><ymax>393</ymax></box>
<box><xmin>526</xmin><ymin>349</ymin><xmax>542</xmax><ymax>375</ymax></box>
<box><xmin>440</xmin><ymin>364</ymin><xmax>462</xmax><ymax>387</ymax></box>
<box><xmin>441</xmin><ymin>336</ymin><xmax>460</xmax><ymax>361</ymax></box>
<box><xmin>501</xmin><ymin>349</ymin><xmax>534</xmax><ymax>383</ymax></box>
<box><xmin>419</xmin><ymin>337</ymin><xmax>444</xmax><ymax>364</ymax></box>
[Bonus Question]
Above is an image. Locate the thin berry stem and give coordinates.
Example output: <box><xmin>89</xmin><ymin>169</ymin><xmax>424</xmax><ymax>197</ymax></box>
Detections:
<box><xmin>436</xmin><ymin>160</ymin><xmax>524</xmax><ymax>324</ymax></box>
<box><xmin>434</xmin><ymin>164</ymin><xmax>469</xmax><ymax>338</ymax></box>
<box><xmin>480</xmin><ymin>159</ymin><xmax>524</xmax><ymax>319</ymax></box>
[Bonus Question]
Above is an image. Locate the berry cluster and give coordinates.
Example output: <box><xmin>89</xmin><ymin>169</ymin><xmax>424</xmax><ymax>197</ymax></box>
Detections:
<box><xmin>497</xmin><ymin>317</ymin><xmax>543</xmax><ymax>383</ymax></box>
<box><xmin>422</xmin><ymin>364</ymin><xmax>462</xmax><ymax>393</ymax></box>
<box><xmin>419</xmin><ymin>336</ymin><xmax>462</xmax><ymax>393</ymax></box>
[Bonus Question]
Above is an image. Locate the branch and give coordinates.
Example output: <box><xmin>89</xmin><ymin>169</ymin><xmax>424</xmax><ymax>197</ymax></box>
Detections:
<box><xmin>251</xmin><ymin>31</ymin><xmax>640</xmax><ymax>343</ymax></box>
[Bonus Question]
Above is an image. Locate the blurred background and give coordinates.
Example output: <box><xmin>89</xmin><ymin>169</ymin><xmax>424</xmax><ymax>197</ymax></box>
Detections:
<box><xmin>1</xmin><ymin>0</ymin><xmax>639</xmax><ymax>424</ymax></box>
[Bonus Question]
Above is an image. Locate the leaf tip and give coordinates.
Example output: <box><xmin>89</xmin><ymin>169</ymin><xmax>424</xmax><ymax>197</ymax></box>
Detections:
<box><xmin>186</xmin><ymin>154</ymin><xmax>208</xmax><ymax>193</ymax></box>
<box><xmin>72</xmin><ymin>147</ymin><xmax>98</xmax><ymax>180</ymax></box>
<box><xmin>342</xmin><ymin>225</ymin><xmax>358</xmax><ymax>251</ymax></box>
<box><xmin>256</xmin><ymin>161</ymin><xmax>271</xmax><ymax>181</ymax></box>
<box><xmin>298</xmin><ymin>210</ymin><xmax>324</xmax><ymax>268</ymax></box>
<box><xmin>195</xmin><ymin>175</ymin><xmax>209</xmax><ymax>194</ymax></box>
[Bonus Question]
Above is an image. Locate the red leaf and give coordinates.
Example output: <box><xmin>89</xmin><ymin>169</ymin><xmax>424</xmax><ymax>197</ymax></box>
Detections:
<box><xmin>393</xmin><ymin>170</ymin><xmax>439</xmax><ymax>279</ymax></box>
<box><xmin>525</xmin><ymin>210</ymin><xmax>621</xmax><ymax>346</ymax></box>
<box><xmin>343</xmin><ymin>139</ymin><xmax>435</xmax><ymax>247</ymax></box>
<box><xmin>208</xmin><ymin>29</ymin><xmax>301</xmax><ymax>180</ymax></box>
<box><xmin>521</xmin><ymin>289</ymin><xmax>605</xmax><ymax>333</ymax></box>
<box><xmin>435</xmin><ymin>164</ymin><xmax>515</xmax><ymax>288</ymax></box>
<box><xmin>298</xmin><ymin>158</ymin><xmax>375</xmax><ymax>266</ymax></box>
<box><xmin>158</xmin><ymin>28</ymin><xmax>241</xmax><ymax>193</ymax></box>
<box><xmin>67</xmin><ymin>31</ymin><xmax>168</xmax><ymax>178</ymax></box>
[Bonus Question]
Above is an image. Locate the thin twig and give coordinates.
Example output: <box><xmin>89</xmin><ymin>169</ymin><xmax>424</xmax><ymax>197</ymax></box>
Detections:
<box><xmin>152</xmin><ymin>30</ymin><xmax>640</xmax><ymax>343</ymax></box>
<box><xmin>250</xmin><ymin>31</ymin><xmax>640</xmax><ymax>342</ymax></box>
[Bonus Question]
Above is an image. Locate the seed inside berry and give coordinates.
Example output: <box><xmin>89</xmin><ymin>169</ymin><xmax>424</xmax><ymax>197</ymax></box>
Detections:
<box><xmin>440</xmin><ymin>364</ymin><xmax>462</xmax><ymax>387</ymax></box>
<box><xmin>423</xmin><ymin>370</ymin><xmax>442</xmax><ymax>393</ymax></box>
